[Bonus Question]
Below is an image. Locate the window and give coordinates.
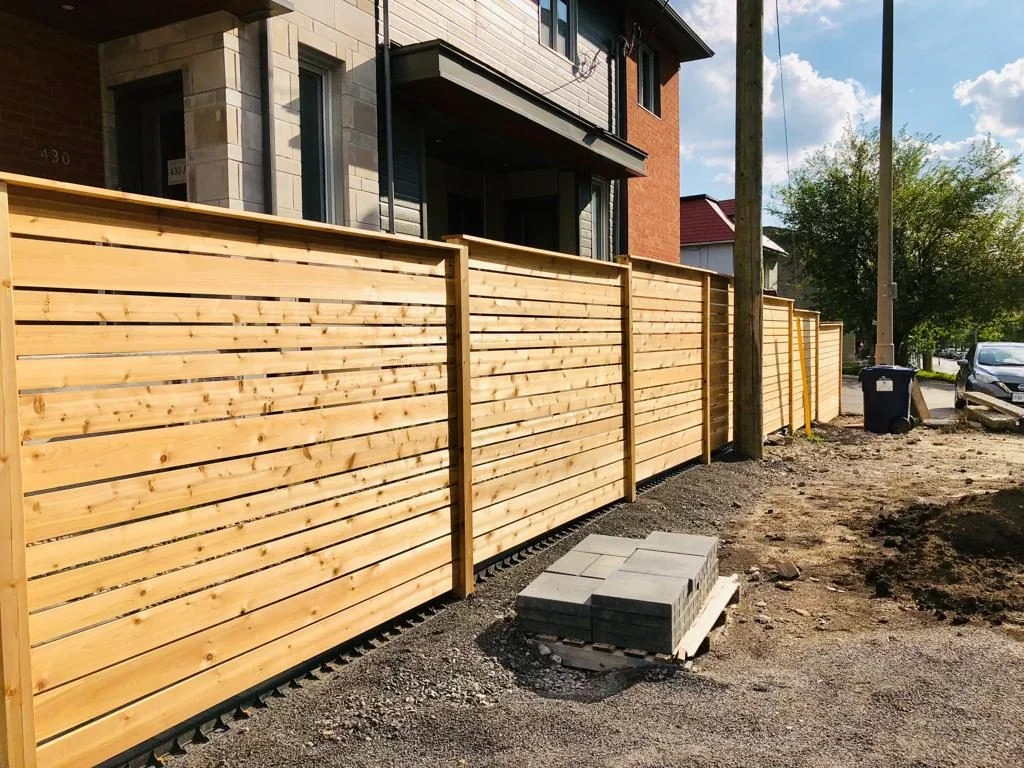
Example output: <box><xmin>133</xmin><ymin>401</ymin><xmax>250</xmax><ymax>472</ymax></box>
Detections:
<box><xmin>638</xmin><ymin>44</ymin><xmax>660</xmax><ymax>115</ymax></box>
<box><xmin>590</xmin><ymin>178</ymin><xmax>610</xmax><ymax>261</ymax></box>
<box><xmin>539</xmin><ymin>0</ymin><xmax>576</xmax><ymax>60</ymax></box>
<box><xmin>298</xmin><ymin>54</ymin><xmax>333</xmax><ymax>222</ymax></box>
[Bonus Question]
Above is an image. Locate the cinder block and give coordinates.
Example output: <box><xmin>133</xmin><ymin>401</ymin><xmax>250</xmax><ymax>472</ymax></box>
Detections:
<box><xmin>573</xmin><ymin>534</ymin><xmax>641</xmax><ymax>558</ymax></box>
<box><xmin>580</xmin><ymin>554</ymin><xmax>627</xmax><ymax>579</ymax></box>
<box><xmin>641</xmin><ymin>531</ymin><xmax>719</xmax><ymax>558</ymax></box>
<box><xmin>591</xmin><ymin>571</ymin><xmax>688</xmax><ymax>618</ymax></box>
<box><xmin>619</xmin><ymin>549</ymin><xmax>703</xmax><ymax>590</ymax></box>
<box><xmin>546</xmin><ymin>550</ymin><xmax>601</xmax><ymax>577</ymax></box>
<box><xmin>516</xmin><ymin>572</ymin><xmax>602</xmax><ymax>619</ymax></box>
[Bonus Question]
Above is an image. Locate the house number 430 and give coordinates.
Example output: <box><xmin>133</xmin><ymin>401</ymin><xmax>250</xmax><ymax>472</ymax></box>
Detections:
<box><xmin>40</xmin><ymin>148</ymin><xmax>71</xmax><ymax>166</ymax></box>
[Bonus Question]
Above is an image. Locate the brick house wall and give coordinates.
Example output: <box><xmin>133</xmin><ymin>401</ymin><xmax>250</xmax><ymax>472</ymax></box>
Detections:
<box><xmin>0</xmin><ymin>12</ymin><xmax>105</xmax><ymax>187</ymax></box>
<box><xmin>623</xmin><ymin>23</ymin><xmax>681</xmax><ymax>263</ymax></box>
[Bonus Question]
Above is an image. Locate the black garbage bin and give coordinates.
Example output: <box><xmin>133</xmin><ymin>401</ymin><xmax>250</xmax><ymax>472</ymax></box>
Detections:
<box><xmin>859</xmin><ymin>365</ymin><xmax>916</xmax><ymax>434</ymax></box>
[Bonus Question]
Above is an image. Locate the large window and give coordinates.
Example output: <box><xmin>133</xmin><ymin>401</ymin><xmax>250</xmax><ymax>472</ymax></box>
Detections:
<box><xmin>590</xmin><ymin>178</ymin><xmax>610</xmax><ymax>261</ymax></box>
<box><xmin>638</xmin><ymin>44</ymin><xmax>660</xmax><ymax>116</ymax></box>
<box><xmin>298</xmin><ymin>52</ymin><xmax>333</xmax><ymax>222</ymax></box>
<box><xmin>539</xmin><ymin>0</ymin><xmax>576</xmax><ymax>60</ymax></box>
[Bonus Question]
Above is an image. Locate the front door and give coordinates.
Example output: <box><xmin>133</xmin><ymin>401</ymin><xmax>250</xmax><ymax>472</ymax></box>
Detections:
<box><xmin>504</xmin><ymin>196</ymin><xmax>559</xmax><ymax>252</ymax></box>
<box><xmin>115</xmin><ymin>73</ymin><xmax>187</xmax><ymax>201</ymax></box>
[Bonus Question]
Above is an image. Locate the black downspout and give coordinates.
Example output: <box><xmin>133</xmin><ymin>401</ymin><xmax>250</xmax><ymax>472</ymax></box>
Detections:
<box><xmin>258</xmin><ymin>19</ymin><xmax>275</xmax><ymax>215</ymax></box>
<box><xmin>615</xmin><ymin>35</ymin><xmax>629</xmax><ymax>255</ymax></box>
<box><xmin>382</xmin><ymin>0</ymin><xmax>396</xmax><ymax>234</ymax></box>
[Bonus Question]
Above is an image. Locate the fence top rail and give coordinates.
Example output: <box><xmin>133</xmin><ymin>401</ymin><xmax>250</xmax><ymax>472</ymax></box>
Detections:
<box><xmin>820</xmin><ymin>321</ymin><xmax>844</xmax><ymax>330</ymax></box>
<box><xmin>0</xmin><ymin>171</ymin><xmax>460</xmax><ymax>257</ymax></box>
<box><xmin>445</xmin><ymin>234</ymin><xmax>627</xmax><ymax>274</ymax></box>
<box><xmin>794</xmin><ymin>308</ymin><xmax>821</xmax><ymax>319</ymax></box>
<box><xmin>623</xmin><ymin>254</ymin><xmax>733</xmax><ymax>282</ymax></box>
<box><xmin>764</xmin><ymin>295</ymin><xmax>795</xmax><ymax>308</ymax></box>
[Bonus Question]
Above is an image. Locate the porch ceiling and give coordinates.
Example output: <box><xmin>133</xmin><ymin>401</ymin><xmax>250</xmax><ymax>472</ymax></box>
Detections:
<box><xmin>391</xmin><ymin>40</ymin><xmax>648</xmax><ymax>180</ymax></box>
<box><xmin>0</xmin><ymin>0</ymin><xmax>293</xmax><ymax>42</ymax></box>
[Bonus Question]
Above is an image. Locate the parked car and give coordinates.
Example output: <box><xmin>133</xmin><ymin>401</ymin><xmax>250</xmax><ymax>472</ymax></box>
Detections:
<box><xmin>954</xmin><ymin>342</ymin><xmax>1024</xmax><ymax>408</ymax></box>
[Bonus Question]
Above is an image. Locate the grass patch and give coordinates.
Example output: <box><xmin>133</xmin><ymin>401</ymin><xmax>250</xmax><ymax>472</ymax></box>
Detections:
<box><xmin>916</xmin><ymin>370</ymin><xmax>956</xmax><ymax>384</ymax></box>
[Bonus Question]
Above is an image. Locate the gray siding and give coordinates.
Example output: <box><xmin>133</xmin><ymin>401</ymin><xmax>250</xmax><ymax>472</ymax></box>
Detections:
<box><xmin>387</xmin><ymin>0</ymin><xmax>619</xmax><ymax>131</ymax></box>
<box><xmin>379</xmin><ymin>106</ymin><xmax>423</xmax><ymax>236</ymax></box>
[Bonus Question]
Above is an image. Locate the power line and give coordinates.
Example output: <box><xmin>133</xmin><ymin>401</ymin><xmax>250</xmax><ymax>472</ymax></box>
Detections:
<box><xmin>775</xmin><ymin>0</ymin><xmax>793</xmax><ymax>187</ymax></box>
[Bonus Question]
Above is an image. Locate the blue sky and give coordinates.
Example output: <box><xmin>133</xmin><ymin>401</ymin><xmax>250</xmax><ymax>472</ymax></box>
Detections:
<box><xmin>676</xmin><ymin>0</ymin><xmax>1024</xmax><ymax>217</ymax></box>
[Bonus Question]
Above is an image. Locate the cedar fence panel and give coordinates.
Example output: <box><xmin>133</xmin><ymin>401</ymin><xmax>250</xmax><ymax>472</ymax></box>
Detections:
<box><xmin>762</xmin><ymin>297</ymin><xmax>793</xmax><ymax>435</ymax></box>
<box><xmin>818</xmin><ymin>322</ymin><xmax>844</xmax><ymax>421</ymax></box>
<box><xmin>0</xmin><ymin>174</ymin><xmax>844</xmax><ymax>768</ymax></box>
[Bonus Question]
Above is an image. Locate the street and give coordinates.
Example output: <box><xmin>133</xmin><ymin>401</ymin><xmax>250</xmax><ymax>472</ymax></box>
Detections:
<box><xmin>842</xmin><ymin>374</ymin><xmax>957</xmax><ymax>419</ymax></box>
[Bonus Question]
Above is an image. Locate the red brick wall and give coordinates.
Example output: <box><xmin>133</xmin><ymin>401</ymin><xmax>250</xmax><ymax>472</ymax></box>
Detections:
<box><xmin>624</xmin><ymin>28</ymin><xmax>681</xmax><ymax>263</ymax></box>
<box><xmin>0</xmin><ymin>12</ymin><xmax>105</xmax><ymax>186</ymax></box>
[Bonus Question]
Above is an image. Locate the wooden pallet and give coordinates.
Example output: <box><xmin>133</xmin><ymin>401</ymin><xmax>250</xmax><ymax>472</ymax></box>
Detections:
<box><xmin>525</xmin><ymin>574</ymin><xmax>740</xmax><ymax>671</ymax></box>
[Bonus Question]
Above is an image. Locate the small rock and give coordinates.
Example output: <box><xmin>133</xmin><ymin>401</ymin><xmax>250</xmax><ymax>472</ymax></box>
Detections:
<box><xmin>774</xmin><ymin>560</ymin><xmax>801</xmax><ymax>580</ymax></box>
<box><xmin>965</xmin><ymin>477</ymin><xmax>974</xmax><ymax>485</ymax></box>
<box><xmin>755</xmin><ymin>613</ymin><xmax>773</xmax><ymax>626</ymax></box>
<box><xmin>791</xmin><ymin>608</ymin><xmax>811</xmax><ymax>617</ymax></box>
<box><xmin>537</xmin><ymin>644</ymin><xmax>551</xmax><ymax>657</ymax></box>
<box><xmin>775</xmin><ymin>581</ymin><xmax>795</xmax><ymax>591</ymax></box>
<box><xmin>731</xmin><ymin>501</ymin><xmax>742</xmax><ymax>509</ymax></box>
<box><xmin>754</xmin><ymin>600</ymin><xmax>768</xmax><ymax>609</ymax></box>
<box><xmin>550</xmin><ymin>655</ymin><xmax>562</xmax><ymax>666</ymax></box>
<box><xmin>877</xmin><ymin>617</ymin><xmax>890</xmax><ymax>624</ymax></box>
<box><xmin>766</xmin><ymin>532</ymin><xmax>786</xmax><ymax>542</ymax></box>
<box><xmin>747</xmin><ymin>565</ymin><xmax>762</xmax><ymax>574</ymax></box>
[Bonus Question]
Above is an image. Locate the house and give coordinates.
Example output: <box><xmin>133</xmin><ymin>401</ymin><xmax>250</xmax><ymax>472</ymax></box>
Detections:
<box><xmin>0</xmin><ymin>1</ymin><xmax>711</xmax><ymax>262</ymax></box>
<box><xmin>679</xmin><ymin>193</ymin><xmax>783</xmax><ymax>290</ymax></box>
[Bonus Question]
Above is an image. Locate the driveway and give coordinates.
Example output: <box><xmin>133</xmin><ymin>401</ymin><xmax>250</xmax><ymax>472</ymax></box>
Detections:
<box><xmin>842</xmin><ymin>374</ymin><xmax>957</xmax><ymax>420</ymax></box>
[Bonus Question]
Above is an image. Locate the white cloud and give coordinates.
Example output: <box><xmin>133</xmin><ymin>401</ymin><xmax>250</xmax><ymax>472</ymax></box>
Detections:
<box><xmin>954</xmin><ymin>58</ymin><xmax>1024</xmax><ymax>138</ymax></box>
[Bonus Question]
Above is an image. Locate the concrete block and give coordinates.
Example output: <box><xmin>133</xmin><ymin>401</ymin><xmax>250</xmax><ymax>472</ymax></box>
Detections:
<box><xmin>516</xmin><ymin>572</ymin><xmax>602</xmax><ymax>619</ymax></box>
<box><xmin>580</xmin><ymin>555</ymin><xmax>626</xmax><ymax>579</ymax></box>
<box><xmin>641</xmin><ymin>531</ymin><xmax>718</xmax><ymax>558</ymax></box>
<box><xmin>519</xmin><ymin>616</ymin><xmax>591</xmax><ymax>642</ymax></box>
<box><xmin>619</xmin><ymin>550</ymin><xmax>703</xmax><ymax>591</ymax></box>
<box><xmin>546</xmin><ymin>550</ymin><xmax>601</xmax><ymax>577</ymax></box>
<box><xmin>573</xmin><ymin>534</ymin><xmax>641</xmax><ymax>558</ymax></box>
<box><xmin>591</xmin><ymin>571</ymin><xmax>688</xmax><ymax>618</ymax></box>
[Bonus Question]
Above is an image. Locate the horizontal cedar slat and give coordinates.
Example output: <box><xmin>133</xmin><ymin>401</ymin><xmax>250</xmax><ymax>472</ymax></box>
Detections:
<box><xmin>12</xmin><ymin>238</ymin><xmax>448</xmax><ymax>306</ymax></box>
<box><xmin>22</xmin><ymin>392</ymin><xmax>449</xmax><ymax>493</ymax></box>
<box><xmin>24</xmin><ymin>421</ymin><xmax>450</xmax><ymax>542</ymax></box>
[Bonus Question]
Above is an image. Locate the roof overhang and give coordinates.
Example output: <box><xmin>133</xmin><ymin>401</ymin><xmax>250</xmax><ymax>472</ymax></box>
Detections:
<box><xmin>626</xmin><ymin>0</ymin><xmax>713</xmax><ymax>62</ymax></box>
<box><xmin>391</xmin><ymin>40</ymin><xmax>647</xmax><ymax>179</ymax></box>
<box><xmin>0</xmin><ymin>0</ymin><xmax>293</xmax><ymax>42</ymax></box>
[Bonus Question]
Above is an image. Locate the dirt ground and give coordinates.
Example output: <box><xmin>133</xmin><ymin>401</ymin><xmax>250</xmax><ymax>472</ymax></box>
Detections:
<box><xmin>176</xmin><ymin>419</ymin><xmax>1024</xmax><ymax>768</ymax></box>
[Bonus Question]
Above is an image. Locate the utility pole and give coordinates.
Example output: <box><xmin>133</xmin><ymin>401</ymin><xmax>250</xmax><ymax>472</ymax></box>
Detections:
<box><xmin>875</xmin><ymin>0</ymin><xmax>895</xmax><ymax>365</ymax></box>
<box><xmin>734</xmin><ymin>0</ymin><xmax>765</xmax><ymax>459</ymax></box>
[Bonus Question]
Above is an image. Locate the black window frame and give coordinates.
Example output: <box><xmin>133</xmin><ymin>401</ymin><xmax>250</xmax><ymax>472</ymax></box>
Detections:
<box><xmin>539</xmin><ymin>0</ymin><xmax>578</xmax><ymax>61</ymax></box>
<box><xmin>638</xmin><ymin>43</ymin><xmax>661</xmax><ymax>116</ymax></box>
<box><xmin>590</xmin><ymin>177</ymin><xmax>610</xmax><ymax>261</ymax></box>
<box><xmin>298</xmin><ymin>49</ymin><xmax>335</xmax><ymax>223</ymax></box>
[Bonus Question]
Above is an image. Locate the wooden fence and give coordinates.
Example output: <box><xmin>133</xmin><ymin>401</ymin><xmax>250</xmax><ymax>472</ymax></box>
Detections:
<box><xmin>0</xmin><ymin>175</ymin><xmax>840</xmax><ymax>768</ymax></box>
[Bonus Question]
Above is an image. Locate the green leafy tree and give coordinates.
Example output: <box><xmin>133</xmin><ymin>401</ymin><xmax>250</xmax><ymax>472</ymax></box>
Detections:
<box><xmin>775</xmin><ymin>126</ymin><xmax>1024</xmax><ymax>363</ymax></box>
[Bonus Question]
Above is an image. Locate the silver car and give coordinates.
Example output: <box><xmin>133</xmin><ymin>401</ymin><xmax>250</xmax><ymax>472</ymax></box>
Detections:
<box><xmin>954</xmin><ymin>342</ymin><xmax>1024</xmax><ymax>408</ymax></box>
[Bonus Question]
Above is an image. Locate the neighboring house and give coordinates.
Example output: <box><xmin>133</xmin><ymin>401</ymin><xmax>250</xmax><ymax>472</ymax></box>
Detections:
<box><xmin>679</xmin><ymin>194</ymin><xmax>783</xmax><ymax>291</ymax></box>
<box><xmin>0</xmin><ymin>1</ymin><xmax>711</xmax><ymax>262</ymax></box>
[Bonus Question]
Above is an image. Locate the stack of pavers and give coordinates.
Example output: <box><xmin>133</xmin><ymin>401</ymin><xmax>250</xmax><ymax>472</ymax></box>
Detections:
<box><xmin>516</xmin><ymin>531</ymin><xmax>719</xmax><ymax>655</ymax></box>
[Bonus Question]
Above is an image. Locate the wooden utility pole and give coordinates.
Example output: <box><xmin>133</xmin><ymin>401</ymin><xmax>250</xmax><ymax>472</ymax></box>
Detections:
<box><xmin>734</xmin><ymin>0</ymin><xmax>765</xmax><ymax>458</ymax></box>
<box><xmin>875</xmin><ymin>0</ymin><xmax>895</xmax><ymax>365</ymax></box>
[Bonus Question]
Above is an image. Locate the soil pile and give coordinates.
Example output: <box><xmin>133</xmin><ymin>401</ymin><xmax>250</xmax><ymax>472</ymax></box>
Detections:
<box><xmin>866</xmin><ymin>487</ymin><xmax>1024</xmax><ymax>623</ymax></box>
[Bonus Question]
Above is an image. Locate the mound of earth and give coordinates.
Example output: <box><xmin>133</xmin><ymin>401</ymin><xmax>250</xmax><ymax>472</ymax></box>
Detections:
<box><xmin>865</xmin><ymin>487</ymin><xmax>1024</xmax><ymax>623</ymax></box>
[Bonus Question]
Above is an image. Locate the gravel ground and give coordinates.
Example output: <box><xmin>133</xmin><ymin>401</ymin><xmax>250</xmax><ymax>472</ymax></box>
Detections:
<box><xmin>176</xmin><ymin>424</ymin><xmax>1024</xmax><ymax>768</ymax></box>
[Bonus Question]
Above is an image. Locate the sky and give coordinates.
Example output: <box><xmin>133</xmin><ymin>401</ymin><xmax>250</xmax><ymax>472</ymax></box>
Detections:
<box><xmin>675</xmin><ymin>0</ymin><xmax>1024</xmax><ymax>219</ymax></box>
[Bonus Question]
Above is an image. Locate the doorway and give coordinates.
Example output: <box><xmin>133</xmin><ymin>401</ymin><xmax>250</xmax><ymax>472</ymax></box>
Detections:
<box><xmin>114</xmin><ymin>72</ymin><xmax>186</xmax><ymax>200</ymax></box>
<box><xmin>504</xmin><ymin>195</ymin><xmax>559</xmax><ymax>251</ymax></box>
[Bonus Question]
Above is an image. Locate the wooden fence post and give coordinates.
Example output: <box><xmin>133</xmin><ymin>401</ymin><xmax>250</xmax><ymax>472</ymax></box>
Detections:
<box><xmin>451</xmin><ymin>242</ymin><xmax>474</xmax><ymax>598</ymax></box>
<box><xmin>701</xmin><ymin>274</ymin><xmax>712</xmax><ymax>464</ymax></box>
<box><xmin>618</xmin><ymin>257</ymin><xmax>636</xmax><ymax>502</ymax></box>
<box><xmin>0</xmin><ymin>183</ymin><xmax>37</xmax><ymax>768</ymax></box>
<box><xmin>838</xmin><ymin>322</ymin><xmax>844</xmax><ymax>415</ymax></box>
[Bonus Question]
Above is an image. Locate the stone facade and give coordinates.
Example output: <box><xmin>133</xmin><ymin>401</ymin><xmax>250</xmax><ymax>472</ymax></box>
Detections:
<box><xmin>95</xmin><ymin>2</ymin><xmax>379</xmax><ymax>228</ymax></box>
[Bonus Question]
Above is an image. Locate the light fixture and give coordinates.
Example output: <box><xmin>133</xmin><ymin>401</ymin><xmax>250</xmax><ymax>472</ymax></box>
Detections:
<box><xmin>61</xmin><ymin>3</ymin><xmax>75</xmax><ymax>10</ymax></box>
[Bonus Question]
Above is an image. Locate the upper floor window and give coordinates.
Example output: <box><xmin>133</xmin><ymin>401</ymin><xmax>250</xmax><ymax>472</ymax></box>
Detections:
<box><xmin>539</xmin><ymin>0</ymin><xmax>576</xmax><ymax>60</ymax></box>
<box><xmin>638</xmin><ymin>44</ymin><xmax>660</xmax><ymax>116</ymax></box>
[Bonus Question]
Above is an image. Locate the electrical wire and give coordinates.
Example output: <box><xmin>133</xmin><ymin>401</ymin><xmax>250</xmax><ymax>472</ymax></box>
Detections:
<box><xmin>775</xmin><ymin>0</ymin><xmax>793</xmax><ymax>187</ymax></box>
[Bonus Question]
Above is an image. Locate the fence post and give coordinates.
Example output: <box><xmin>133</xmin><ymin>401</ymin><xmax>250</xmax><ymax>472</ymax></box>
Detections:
<box><xmin>838</xmin><ymin>322</ymin><xmax>844</xmax><ymax>415</ymax></box>
<box><xmin>618</xmin><ymin>257</ymin><xmax>636</xmax><ymax>502</ymax></box>
<box><xmin>701</xmin><ymin>274</ymin><xmax>712</xmax><ymax>464</ymax></box>
<box><xmin>0</xmin><ymin>183</ymin><xmax>37</xmax><ymax>768</ymax></box>
<box><xmin>450</xmin><ymin>241</ymin><xmax>474</xmax><ymax>598</ymax></box>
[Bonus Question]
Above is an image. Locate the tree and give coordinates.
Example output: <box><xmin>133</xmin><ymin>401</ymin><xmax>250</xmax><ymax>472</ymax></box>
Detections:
<box><xmin>775</xmin><ymin>126</ymin><xmax>1024</xmax><ymax>363</ymax></box>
